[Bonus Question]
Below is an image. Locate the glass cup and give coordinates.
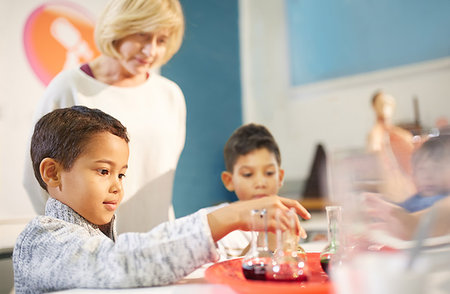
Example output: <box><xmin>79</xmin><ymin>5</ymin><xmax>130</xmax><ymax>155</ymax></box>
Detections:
<box><xmin>320</xmin><ymin>205</ymin><xmax>342</xmax><ymax>275</ymax></box>
<box><xmin>266</xmin><ymin>208</ymin><xmax>308</xmax><ymax>282</ymax></box>
<box><xmin>242</xmin><ymin>209</ymin><xmax>272</xmax><ymax>280</ymax></box>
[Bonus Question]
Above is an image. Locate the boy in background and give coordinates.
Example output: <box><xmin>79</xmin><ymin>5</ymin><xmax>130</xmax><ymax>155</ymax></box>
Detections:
<box><xmin>218</xmin><ymin>123</ymin><xmax>307</xmax><ymax>259</ymax></box>
<box><xmin>397</xmin><ymin>135</ymin><xmax>450</xmax><ymax>212</ymax></box>
<box><xmin>13</xmin><ymin>106</ymin><xmax>310</xmax><ymax>293</ymax></box>
<box><xmin>365</xmin><ymin>135</ymin><xmax>450</xmax><ymax>240</ymax></box>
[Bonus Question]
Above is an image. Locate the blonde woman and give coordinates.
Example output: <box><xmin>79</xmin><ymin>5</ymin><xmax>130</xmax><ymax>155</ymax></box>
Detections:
<box><xmin>24</xmin><ymin>0</ymin><xmax>186</xmax><ymax>233</ymax></box>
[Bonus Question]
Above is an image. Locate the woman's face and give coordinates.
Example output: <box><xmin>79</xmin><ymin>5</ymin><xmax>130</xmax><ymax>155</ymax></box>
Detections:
<box><xmin>115</xmin><ymin>30</ymin><xmax>170</xmax><ymax>77</ymax></box>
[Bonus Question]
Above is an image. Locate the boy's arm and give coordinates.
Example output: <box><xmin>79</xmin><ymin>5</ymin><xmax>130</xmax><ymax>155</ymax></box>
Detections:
<box><xmin>207</xmin><ymin>196</ymin><xmax>311</xmax><ymax>242</ymax></box>
<box><xmin>13</xmin><ymin>210</ymin><xmax>218</xmax><ymax>292</ymax></box>
<box><xmin>365</xmin><ymin>193</ymin><xmax>450</xmax><ymax>240</ymax></box>
<box><xmin>14</xmin><ymin>197</ymin><xmax>309</xmax><ymax>292</ymax></box>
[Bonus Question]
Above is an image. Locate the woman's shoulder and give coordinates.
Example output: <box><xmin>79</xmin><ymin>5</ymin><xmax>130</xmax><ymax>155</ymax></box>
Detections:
<box><xmin>42</xmin><ymin>67</ymin><xmax>85</xmax><ymax>96</ymax></box>
<box><xmin>37</xmin><ymin>67</ymin><xmax>96</xmax><ymax>112</ymax></box>
<box><xmin>149</xmin><ymin>73</ymin><xmax>183</xmax><ymax>93</ymax></box>
<box><xmin>47</xmin><ymin>67</ymin><xmax>83</xmax><ymax>84</ymax></box>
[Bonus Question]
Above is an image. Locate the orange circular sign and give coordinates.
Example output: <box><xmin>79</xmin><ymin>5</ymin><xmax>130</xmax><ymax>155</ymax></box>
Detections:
<box><xmin>23</xmin><ymin>2</ymin><xmax>100</xmax><ymax>85</ymax></box>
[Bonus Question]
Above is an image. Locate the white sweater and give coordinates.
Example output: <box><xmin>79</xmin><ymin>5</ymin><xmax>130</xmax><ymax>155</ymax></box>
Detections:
<box><xmin>23</xmin><ymin>68</ymin><xmax>186</xmax><ymax>233</ymax></box>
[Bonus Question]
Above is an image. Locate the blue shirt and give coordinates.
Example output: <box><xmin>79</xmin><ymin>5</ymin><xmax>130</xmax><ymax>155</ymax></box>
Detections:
<box><xmin>397</xmin><ymin>193</ymin><xmax>448</xmax><ymax>212</ymax></box>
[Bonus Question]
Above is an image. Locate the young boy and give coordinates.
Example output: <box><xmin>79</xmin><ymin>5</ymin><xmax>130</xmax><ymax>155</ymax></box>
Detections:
<box><xmin>13</xmin><ymin>106</ymin><xmax>310</xmax><ymax>293</ymax></box>
<box><xmin>397</xmin><ymin>135</ymin><xmax>450</xmax><ymax>212</ymax></box>
<box><xmin>218</xmin><ymin>123</ymin><xmax>305</xmax><ymax>258</ymax></box>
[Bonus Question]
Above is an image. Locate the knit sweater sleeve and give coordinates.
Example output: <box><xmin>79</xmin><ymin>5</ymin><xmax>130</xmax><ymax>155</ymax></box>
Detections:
<box><xmin>13</xmin><ymin>208</ymin><xmax>219</xmax><ymax>293</ymax></box>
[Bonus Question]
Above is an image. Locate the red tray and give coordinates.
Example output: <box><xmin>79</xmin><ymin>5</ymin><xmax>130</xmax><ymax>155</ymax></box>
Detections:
<box><xmin>205</xmin><ymin>252</ymin><xmax>334</xmax><ymax>294</ymax></box>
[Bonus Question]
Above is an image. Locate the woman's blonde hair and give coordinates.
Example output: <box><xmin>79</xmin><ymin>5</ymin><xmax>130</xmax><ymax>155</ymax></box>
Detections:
<box><xmin>95</xmin><ymin>0</ymin><xmax>184</xmax><ymax>65</ymax></box>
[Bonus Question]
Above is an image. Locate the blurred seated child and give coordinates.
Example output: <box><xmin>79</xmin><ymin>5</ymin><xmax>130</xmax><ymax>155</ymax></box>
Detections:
<box><xmin>365</xmin><ymin>135</ymin><xmax>450</xmax><ymax>240</ymax></box>
<box><xmin>366</xmin><ymin>192</ymin><xmax>450</xmax><ymax>240</ymax></box>
<box><xmin>13</xmin><ymin>107</ymin><xmax>310</xmax><ymax>293</ymax></box>
<box><xmin>397</xmin><ymin>135</ymin><xmax>450</xmax><ymax>212</ymax></box>
<box><xmin>217</xmin><ymin>123</ymin><xmax>307</xmax><ymax>259</ymax></box>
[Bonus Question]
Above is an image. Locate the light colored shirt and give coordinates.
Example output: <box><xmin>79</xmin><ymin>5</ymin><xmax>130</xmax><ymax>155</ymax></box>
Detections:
<box><xmin>216</xmin><ymin>229</ymin><xmax>252</xmax><ymax>260</ymax></box>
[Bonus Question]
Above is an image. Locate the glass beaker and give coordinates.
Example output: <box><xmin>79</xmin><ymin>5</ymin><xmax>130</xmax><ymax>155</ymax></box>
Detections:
<box><xmin>320</xmin><ymin>205</ymin><xmax>342</xmax><ymax>275</ymax></box>
<box><xmin>266</xmin><ymin>208</ymin><xmax>308</xmax><ymax>282</ymax></box>
<box><xmin>242</xmin><ymin>209</ymin><xmax>272</xmax><ymax>280</ymax></box>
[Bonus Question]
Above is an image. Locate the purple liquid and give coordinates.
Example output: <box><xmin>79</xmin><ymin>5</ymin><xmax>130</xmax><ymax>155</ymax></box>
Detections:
<box><xmin>266</xmin><ymin>263</ymin><xmax>308</xmax><ymax>282</ymax></box>
<box><xmin>242</xmin><ymin>263</ymin><xmax>267</xmax><ymax>281</ymax></box>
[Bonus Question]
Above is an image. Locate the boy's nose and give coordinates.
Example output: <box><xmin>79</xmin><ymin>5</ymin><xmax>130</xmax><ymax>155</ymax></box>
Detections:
<box><xmin>110</xmin><ymin>178</ymin><xmax>123</xmax><ymax>194</ymax></box>
<box><xmin>254</xmin><ymin>176</ymin><xmax>267</xmax><ymax>188</ymax></box>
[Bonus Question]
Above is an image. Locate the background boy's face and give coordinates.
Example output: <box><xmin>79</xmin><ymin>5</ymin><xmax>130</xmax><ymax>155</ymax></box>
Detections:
<box><xmin>413</xmin><ymin>157</ymin><xmax>448</xmax><ymax>197</ymax></box>
<box><xmin>56</xmin><ymin>132</ymin><xmax>129</xmax><ymax>225</ymax></box>
<box><xmin>222</xmin><ymin>148</ymin><xmax>284</xmax><ymax>201</ymax></box>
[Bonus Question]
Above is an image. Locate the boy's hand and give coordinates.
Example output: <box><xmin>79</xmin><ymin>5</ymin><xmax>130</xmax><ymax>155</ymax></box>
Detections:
<box><xmin>363</xmin><ymin>192</ymin><xmax>418</xmax><ymax>240</ymax></box>
<box><xmin>207</xmin><ymin>195</ymin><xmax>311</xmax><ymax>242</ymax></box>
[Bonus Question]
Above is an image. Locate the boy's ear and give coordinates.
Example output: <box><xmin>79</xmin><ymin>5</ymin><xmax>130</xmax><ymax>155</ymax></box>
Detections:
<box><xmin>278</xmin><ymin>168</ymin><xmax>285</xmax><ymax>187</ymax></box>
<box><xmin>40</xmin><ymin>158</ymin><xmax>62</xmax><ymax>188</ymax></box>
<box><xmin>221</xmin><ymin>171</ymin><xmax>235</xmax><ymax>192</ymax></box>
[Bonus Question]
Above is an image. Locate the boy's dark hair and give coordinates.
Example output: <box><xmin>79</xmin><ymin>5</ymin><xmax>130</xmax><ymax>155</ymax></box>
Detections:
<box><xmin>223</xmin><ymin>123</ymin><xmax>281</xmax><ymax>172</ymax></box>
<box><xmin>31</xmin><ymin>106</ymin><xmax>129</xmax><ymax>191</ymax></box>
<box><xmin>412</xmin><ymin>135</ymin><xmax>450</xmax><ymax>168</ymax></box>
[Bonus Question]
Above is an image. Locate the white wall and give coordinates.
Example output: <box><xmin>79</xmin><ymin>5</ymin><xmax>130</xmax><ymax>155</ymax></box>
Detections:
<box><xmin>239</xmin><ymin>0</ymin><xmax>450</xmax><ymax>184</ymax></box>
<box><xmin>0</xmin><ymin>1</ymin><xmax>107</xmax><ymax>222</ymax></box>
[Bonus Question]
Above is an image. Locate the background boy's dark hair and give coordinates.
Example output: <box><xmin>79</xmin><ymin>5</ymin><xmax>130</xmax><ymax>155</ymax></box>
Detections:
<box><xmin>31</xmin><ymin>105</ymin><xmax>129</xmax><ymax>191</ymax></box>
<box><xmin>223</xmin><ymin>123</ymin><xmax>281</xmax><ymax>172</ymax></box>
<box><xmin>412</xmin><ymin>134</ymin><xmax>450</xmax><ymax>168</ymax></box>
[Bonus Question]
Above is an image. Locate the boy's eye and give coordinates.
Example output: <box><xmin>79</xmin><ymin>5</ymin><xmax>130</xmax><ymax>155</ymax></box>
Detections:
<box><xmin>98</xmin><ymin>169</ymin><xmax>109</xmax><ymax>175</ymax></box>
<box><xmin>118</xmin><ymin>173</ymin><xmax>126</xmax><ymax>179</ymax></box>
<box><xmin>266</xmin><ymin>171</ymin><xmax>275</xmax><ymax>176</ymax></box>
<box><xmin>242</xmin><ymin>173</ymin><xmax>252</xmax><ymax>178</ymax></box>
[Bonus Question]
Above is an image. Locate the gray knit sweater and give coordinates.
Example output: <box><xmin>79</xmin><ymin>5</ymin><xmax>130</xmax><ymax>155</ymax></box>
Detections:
<box><xmin>13</xmin><ymin>198</ymin><xmax>219</xmax><ymax>293</ymax></box>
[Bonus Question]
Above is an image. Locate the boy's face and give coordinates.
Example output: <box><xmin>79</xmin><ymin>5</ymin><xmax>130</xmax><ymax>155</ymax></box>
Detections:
<box><xmin>413</xmin><ymin>157</ymin><xmax>449</xmax><ymax>197</ymax></box>
<box><xmin>221</xmin><ymin>148</ymin><xmax>284</xmax><ymax>201</ymax></box>
<box><xmin>54</xmin><ymin>132</ymin><xmax>129</xmax><ymax>225</ymax></box>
